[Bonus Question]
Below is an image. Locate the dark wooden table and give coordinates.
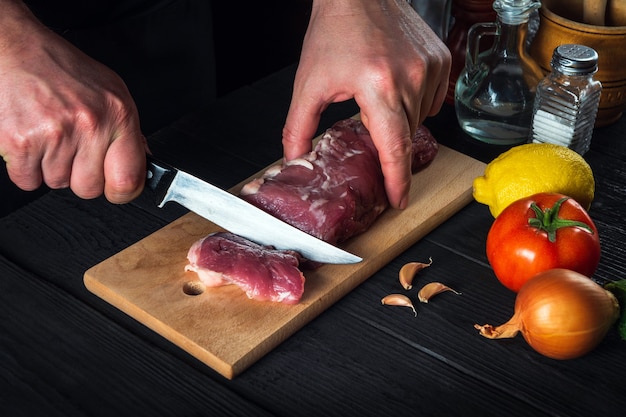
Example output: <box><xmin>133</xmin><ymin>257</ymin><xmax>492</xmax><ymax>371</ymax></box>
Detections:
<box><xmin>1</xmin><ymin>65</ymin><xmax>625</xmax><ymax>417</ymax></box>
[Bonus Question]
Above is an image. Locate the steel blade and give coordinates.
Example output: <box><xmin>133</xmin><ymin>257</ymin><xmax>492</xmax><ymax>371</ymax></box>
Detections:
<box><xmin>151</xmin><ymin>163</ymin><xmax>361</xmax><ymax>264</ymax></box>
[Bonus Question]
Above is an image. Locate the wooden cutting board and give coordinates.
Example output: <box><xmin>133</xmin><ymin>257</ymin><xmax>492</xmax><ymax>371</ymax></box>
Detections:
<box><xmin>84</xmin><ymin>144</ymin><xmax>486</xmax><ymax>379</ymax></box>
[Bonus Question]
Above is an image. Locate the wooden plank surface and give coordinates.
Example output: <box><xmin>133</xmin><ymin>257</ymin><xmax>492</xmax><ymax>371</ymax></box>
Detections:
<box><xmin>83</xmin><ymin>145</ymin><xmax>486</xmax><ymax>379</ymax></box>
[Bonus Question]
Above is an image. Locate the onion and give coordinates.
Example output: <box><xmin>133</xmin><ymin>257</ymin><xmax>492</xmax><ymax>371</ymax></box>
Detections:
<box><xmin>475</xmin><ymin>269</ymin><xmax>620</xmax><ymax>360</ymax></box>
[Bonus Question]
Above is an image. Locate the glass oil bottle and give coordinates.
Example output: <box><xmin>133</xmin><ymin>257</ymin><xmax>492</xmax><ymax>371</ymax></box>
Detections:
<box><xmin>455</xmin><ymin>0</ymin><xmax>544</xmax><ymax>145</ymax></box>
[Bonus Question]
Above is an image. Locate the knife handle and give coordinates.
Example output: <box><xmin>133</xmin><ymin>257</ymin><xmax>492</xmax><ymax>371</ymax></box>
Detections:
<box><xmin>145</xmin><ymin>154</ymin><xmax>176</xmax><ymax>198</ymax></box>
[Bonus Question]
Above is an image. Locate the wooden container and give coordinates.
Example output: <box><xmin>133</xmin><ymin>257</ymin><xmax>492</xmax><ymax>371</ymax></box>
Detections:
<box><xmin>529</xmin><ymin>0</ymin><xmax>626</xmax><ymax>126</ymax></box>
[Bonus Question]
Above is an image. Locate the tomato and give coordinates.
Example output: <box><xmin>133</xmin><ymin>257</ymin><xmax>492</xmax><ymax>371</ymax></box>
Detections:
<box><xmin>486</xmin><ymin>192</ymin><xmax>601</xmax><ymax>292</ymax></box>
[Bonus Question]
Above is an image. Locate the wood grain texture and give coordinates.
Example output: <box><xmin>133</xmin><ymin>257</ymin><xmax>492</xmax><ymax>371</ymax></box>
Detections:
<box><xmin>83</xmin><ymin>145</ymin><xmax>485</xmax><ymax>378</ymax></box>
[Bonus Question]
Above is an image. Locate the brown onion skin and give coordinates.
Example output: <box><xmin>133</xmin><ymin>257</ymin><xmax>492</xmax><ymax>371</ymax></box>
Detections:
<box><xmin>516</xmin><ymin>269</ymin><xmax>620</xmax><ymax>360</ymax></box>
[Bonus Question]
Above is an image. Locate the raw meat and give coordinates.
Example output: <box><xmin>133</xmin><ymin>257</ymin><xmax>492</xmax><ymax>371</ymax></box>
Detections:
<box><xmin>186</xmin><ymin>118</ymin><xmax>438</xmax><ymax>304</ymax></box>
<box><xmin>411</xmin><ymin>123</ymin><xmax>439</xmax><ymax>173</ymax></box>
<box><xmin>240</xmin><ymin>118</ymin><xmax>438</xmax><ymax>245</ymax></box>
<box><xmin>185</xmin><ymin>232</ymin><xmax>305</xmax><ymax>304</ymax></box>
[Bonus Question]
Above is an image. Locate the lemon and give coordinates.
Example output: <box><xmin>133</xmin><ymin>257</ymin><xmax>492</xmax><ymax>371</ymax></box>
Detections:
<box><xmin>473</xmin><ymin>143</ymin><xmax>595</xmax><ymax>217</ymax></box>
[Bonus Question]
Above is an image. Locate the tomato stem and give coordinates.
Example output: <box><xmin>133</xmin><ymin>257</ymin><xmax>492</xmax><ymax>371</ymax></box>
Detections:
<box><xmin>528</xmin><ymin>197</ymin><xmax>593</xmax><ymax>243</ymax></box>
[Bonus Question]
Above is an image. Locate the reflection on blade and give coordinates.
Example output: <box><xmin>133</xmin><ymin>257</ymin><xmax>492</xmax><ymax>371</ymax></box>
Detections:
<box><xmin>159</xmin><ymin>171</ymin><xmax>362</xmax><ymax>264</ymax></box>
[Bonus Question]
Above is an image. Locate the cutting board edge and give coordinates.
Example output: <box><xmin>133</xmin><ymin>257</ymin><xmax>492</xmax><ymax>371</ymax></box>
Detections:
<box><xmin>83</xmin><ymin>272</ymin><xmax>239</xmax><ymax>378</ymax></box>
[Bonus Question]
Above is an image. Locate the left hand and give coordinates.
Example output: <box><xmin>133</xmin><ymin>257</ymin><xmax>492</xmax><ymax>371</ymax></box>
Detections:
<box><xmin>282</xmin><ymin>0</ymin><xmax>451</xmax><ymax>209</ymax></box>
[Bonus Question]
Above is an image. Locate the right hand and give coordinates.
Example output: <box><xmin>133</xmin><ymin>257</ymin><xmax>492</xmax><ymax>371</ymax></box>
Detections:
<box><xmin>0</xmin><ymin>1</ymin><xmax>148</xmax><ymax>204</ymax></box>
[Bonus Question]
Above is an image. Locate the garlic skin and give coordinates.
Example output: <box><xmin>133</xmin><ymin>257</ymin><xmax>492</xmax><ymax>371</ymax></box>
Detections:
<box><xmin>418</xmin><ymin>282</ymin><xmax>460</xmax><ymax>303</ymax></box>
<box><xmin>475</xmin><ymin>269</ymin><xmax>620</xmax><ymax>360</ymax></box>
<box><xmin>381</xmin><ymin>294</ymin><xmax>417</xmax><ymax>317</ymax></box>
<box><xmin>399</xmin><ymin>258</ymin><xmax>433</xmax><ymax>290</ymax></box>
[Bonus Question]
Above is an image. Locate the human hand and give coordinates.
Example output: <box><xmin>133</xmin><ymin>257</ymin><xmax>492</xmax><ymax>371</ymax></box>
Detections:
<box><xmin>0</xmin><ymin>2</ymin><xmax>147</xmax><ymax>204</ymax></box>
<box><xmin>282</xmin><ymin>0</ymin><xmax>451</xmax><ymax>209</ymax></box>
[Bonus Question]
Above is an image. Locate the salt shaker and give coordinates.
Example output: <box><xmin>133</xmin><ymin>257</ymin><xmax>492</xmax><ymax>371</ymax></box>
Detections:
<box><xmin>529</xmin><ymin>44</ymin><xmax>602</xmax><ymax>155</ymax></box>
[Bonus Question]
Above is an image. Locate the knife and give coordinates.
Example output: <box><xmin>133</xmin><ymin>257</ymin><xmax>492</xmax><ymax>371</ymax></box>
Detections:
<box><xmin>145</xmin><ymin>155</ymin><xmax>362</xmax><ymax>264</ymax></box>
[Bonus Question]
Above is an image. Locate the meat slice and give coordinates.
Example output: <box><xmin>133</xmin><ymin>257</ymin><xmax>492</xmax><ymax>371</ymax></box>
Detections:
<box><xmin>240</xmin><ymin>118</ymin><xmax>438</xmax><ymax>245</ymax></box>
<box><xmin>185</xmin><ymin>232</ymin><xmax>305</xmax><ymax>304</ymax></box>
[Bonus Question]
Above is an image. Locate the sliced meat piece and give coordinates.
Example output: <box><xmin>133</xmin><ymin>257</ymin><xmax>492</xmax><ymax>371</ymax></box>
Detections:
<box><xmin>185</xmin><ymin>232</ymin><xmax>305</xmax><ymax>304</ymax></box>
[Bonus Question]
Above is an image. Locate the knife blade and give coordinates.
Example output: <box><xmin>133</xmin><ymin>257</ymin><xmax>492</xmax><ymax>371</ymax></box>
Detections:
<box><xmin>145</xmin><ymin>155</ymin><xmax>362</xmax><ymax>264</ymax></box>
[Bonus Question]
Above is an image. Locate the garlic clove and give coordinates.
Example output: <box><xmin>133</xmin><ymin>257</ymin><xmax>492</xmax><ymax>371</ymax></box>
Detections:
<box><xmin>399</xmin><ymin>257</ymin><xmax>433</xmax><ymax>290</ymax></box>
<box><xmin>381</xmin><ymin>294</ymin><xmax>417</xmax><ymax>317</ymax></box>
<box><xmin>418</xmin><ymin>282</ymin><xmax>461</xmax><ymax>303</ymax></box>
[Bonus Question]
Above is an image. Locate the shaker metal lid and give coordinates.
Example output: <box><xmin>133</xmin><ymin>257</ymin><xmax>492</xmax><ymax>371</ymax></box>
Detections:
<box><xmin>551</xmin><ymin>44</ymin><xmax>599</xmax><ymax>75</ymax></box>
